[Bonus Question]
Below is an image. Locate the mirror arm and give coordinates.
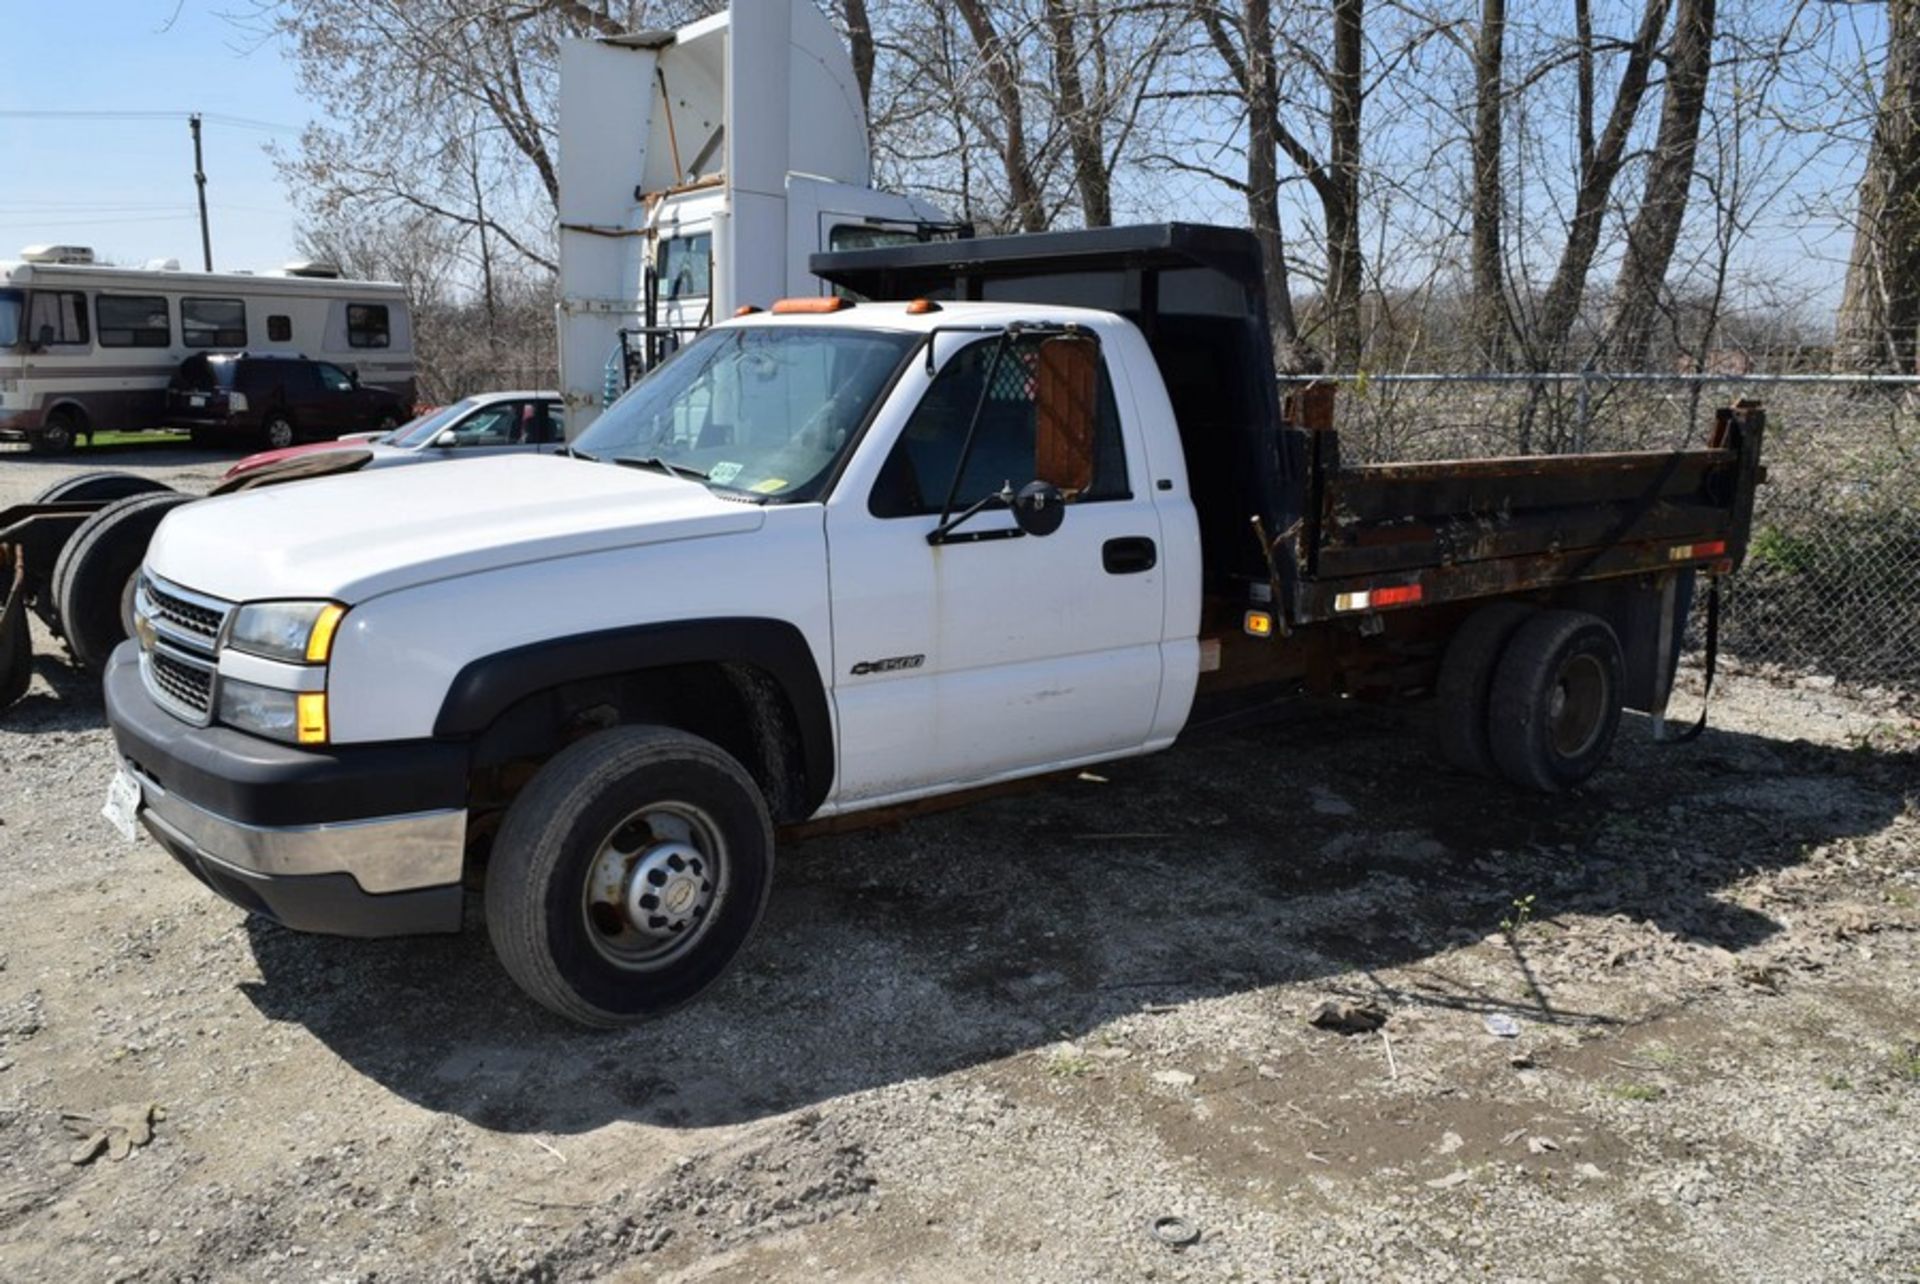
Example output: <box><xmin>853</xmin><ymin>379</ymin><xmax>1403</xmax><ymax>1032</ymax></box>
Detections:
<box><xmin>926</xmin><ymin>483</ymin><xmax>1014</xmax><ymax>546</ymax></box>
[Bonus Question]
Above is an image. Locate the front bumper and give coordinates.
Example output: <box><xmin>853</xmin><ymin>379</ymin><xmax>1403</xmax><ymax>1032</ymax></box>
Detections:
<box><xmin>103</xmin><ymin>642</ymin><xmax>468</xmax><ymax>937</ymax></box>
<box><xmin>0</xmin><ymin>405</ymin><xmax>43</xmax><ymax>435</ymax></box>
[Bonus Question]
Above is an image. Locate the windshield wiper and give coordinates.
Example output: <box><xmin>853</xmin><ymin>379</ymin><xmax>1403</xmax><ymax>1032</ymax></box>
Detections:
<box><xmin>611</xmin><ymin>455</ymin><xmax>706</xmax><ymax>482</ymax></box>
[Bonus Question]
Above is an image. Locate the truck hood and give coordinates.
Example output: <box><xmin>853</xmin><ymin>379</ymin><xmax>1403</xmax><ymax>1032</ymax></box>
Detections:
<box><xmin>147</xmin><ymin>454</ymin><xmax>766</xmax><ymax>604</ymax></box>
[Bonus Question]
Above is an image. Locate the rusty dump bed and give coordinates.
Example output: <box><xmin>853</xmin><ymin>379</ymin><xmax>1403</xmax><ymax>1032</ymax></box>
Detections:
<box><xmin>1288</xmin><ymin>403</ymin><xmax>1765</xmax><ymax>625</ymax></box>
<box><xmin>814</xmin><ymin>222</ymin><xmax>1766</xmax><ymax>632</ymax></box>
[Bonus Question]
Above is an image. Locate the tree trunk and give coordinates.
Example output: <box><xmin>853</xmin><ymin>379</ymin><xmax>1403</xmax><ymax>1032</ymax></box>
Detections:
<box><xmin>1469</xmin><ymin>0</ymin><xmax>1507</xmax><ymax>367</ymax></box>
<box><xmin>1530</xmin><ymin>0</ymin><xmax>1669</xmax><ymax>368</ymax></box>
<box><xmin>1834</xmin><ymin>0</ymin><xmax>1920</xmax><ymax>372</ymax></box>
<box><xmin>1323</xmin><ymin>0</ymin><xmax>1365</xmax><ymax>370</ymax></box>
<box><xmin>842</xmin><ymin>0</ymin><xmax>876</xmax><ymax>113</ymax></box>
<box><xmin>1044</xmin><ymin>0</ymin><xmax>1113</xmax><ymax>226</ymax></box>
<box><xmin>953</xmin><ymin>0</ymin><xmax>1048</xmax><ymax>232</ymax></box>
<box><xmin>1607</xmin><ymin>0</ymin><xmax>1717</xmax><ymax>369</ymax></box>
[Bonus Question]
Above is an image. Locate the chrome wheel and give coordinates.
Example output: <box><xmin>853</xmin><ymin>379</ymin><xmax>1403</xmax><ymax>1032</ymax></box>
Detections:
<box><xmin>581</xmin><ymin>801</ymin><xmax>728</xmax><ymax>971</ymax></box>
<box><xmin>265</xmin><ymin>417</ymin><xmax>294</xmax><ymax>449</ymax></box>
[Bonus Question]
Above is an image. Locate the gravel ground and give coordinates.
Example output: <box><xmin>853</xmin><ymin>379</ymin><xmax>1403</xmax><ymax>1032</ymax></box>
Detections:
<box><xmin>2</xmin><ymin>448</ymin><xmax>1917</xmax><ymax>1283</ymax></box>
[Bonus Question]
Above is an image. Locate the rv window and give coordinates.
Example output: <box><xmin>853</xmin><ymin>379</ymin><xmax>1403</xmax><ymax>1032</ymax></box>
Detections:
<box><xmin>658</xmin><ymin>234</ymin><xmax>712</xmax><ymax>300</ymax></box>
<box><xmin>182</xmin><ymin>297</ymin><xmax>247</xmax><ymax>347</ymax></box>
<box><xmin>27</xmin><ymin>290</ymin><xmax>89</xmax><ymax>346</ymax></box>
<box><xmin>267</xmin><ymin>314</ymin><xmax>292</xmax><ymax>342</ymax></box>
<box><xmin>347</xmin><ymin>303</ymin><xmax>390</xmax><ymax>349</ymax></box>
<box><xmin>97</xmin><ymin>294</ymin><xmax>170</xmax><ymax>348</ymax></box>
<box><xmin>0</xmin><ymin>290</ymin><xmax>22</xmax><ymax>348</ymax></box>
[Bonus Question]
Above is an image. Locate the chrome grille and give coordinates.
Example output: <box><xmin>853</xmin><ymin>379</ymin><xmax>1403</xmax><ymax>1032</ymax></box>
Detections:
<box><xmin>136</xmin><ymin>575</ymin><xmax>231</xmax><ymax>725</ymax></box>
<box><xmin>149</xmin><ymin>647</ymin><xmax>215</xmax><ymax>720</ymax></box>
<box><xmin>142</xmin><ymin>575</ymin><xmax>229</xmax><ymax>644</ymax></box>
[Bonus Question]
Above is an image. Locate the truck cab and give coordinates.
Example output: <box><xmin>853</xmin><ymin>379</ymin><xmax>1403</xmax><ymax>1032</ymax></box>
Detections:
<box><xmin>105</xmin><ymin>225</ymin><xmax>1763</xmax><ymax>1028</ymax></box>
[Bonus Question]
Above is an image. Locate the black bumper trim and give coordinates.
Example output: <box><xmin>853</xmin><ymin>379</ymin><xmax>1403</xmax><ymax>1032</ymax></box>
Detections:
<box><xmin>105</xmin><ymin>641</ymin><xmax>468</xmax><ymax>828</ymax></box>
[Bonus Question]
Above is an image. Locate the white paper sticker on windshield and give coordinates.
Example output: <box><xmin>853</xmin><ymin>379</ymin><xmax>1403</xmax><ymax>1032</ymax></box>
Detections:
<box><xmin>708</xmin><ymin>461</ymin><xmax>743</xmax><ymax>485</ymax></box>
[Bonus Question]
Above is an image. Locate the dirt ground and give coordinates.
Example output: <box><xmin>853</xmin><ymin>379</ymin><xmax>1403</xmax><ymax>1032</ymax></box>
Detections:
<box><xmin>2</xmin><ymin>448</ymin><xmax>1918</xmax><ymax>1283</ymax></box>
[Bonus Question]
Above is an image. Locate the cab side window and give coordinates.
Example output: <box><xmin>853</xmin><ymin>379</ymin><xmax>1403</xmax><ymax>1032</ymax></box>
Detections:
<box><xmin>316</xmin><ymin>363</ymin><xmax>355</xmax><ymax>394</ymax></box>
<box><xmin>870</xmin><ymin>334</ymin><xmax>1129</xmax><ymax>518</ymax></box>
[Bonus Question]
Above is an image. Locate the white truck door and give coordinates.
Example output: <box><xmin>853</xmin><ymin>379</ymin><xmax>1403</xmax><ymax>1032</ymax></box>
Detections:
<box><xmin>824</xmin><ymin>330</ymin><xmax>1167</xmax><ymax>805</ymax></box>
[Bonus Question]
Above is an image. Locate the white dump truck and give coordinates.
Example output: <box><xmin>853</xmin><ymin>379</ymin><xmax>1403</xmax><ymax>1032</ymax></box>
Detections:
<box><xmin>104</xmin><ymin>225</ymin><xmax>1764</xmax><ymax>1026</ymax></box>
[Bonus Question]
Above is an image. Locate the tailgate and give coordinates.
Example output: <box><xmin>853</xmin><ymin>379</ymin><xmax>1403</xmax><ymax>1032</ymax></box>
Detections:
<box><xmin>1293</xmin><ymin>402</ymin><xmax>1765</xmax><ymax>622</ymax></box>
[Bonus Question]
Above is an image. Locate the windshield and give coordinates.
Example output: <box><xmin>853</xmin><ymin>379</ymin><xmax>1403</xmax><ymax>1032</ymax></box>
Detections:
<box><xmin>0</xmin><ymin>289</ymin><xmax>21</xmax><ymax>348</ymax></box>
<box><xmin>571</xmin><ymin>324</ymin><xmax>919</xmax><ymax>501</ymax></box>
<box><xmin>389</xmin><ymin>398</ymin><xmax>480</xmax><ymax>447</ymax></box>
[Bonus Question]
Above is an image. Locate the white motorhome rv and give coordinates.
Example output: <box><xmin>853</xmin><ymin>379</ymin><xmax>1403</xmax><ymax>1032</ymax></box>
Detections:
<box><xmin>0</xmin><ymin>247</ymin><xmax>414</xmax><ymax>452</ymax></box>
<box><xmin>556</xmin><ymin>0</ymin><xmax>961</xmax><ymax>433</ymax></box>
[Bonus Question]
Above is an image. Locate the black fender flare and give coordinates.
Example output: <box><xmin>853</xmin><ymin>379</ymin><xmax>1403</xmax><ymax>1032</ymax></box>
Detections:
<box><xmin>433</xmin><ymin>617</ymin><xmax>835</xmax><ymax>814</ymax></box>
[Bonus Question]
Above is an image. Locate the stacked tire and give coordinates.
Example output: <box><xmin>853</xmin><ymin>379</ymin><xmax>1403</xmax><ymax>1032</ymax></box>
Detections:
<box><xmin>1435</xmin><ymin>602</ymin><xmax>1625</xmax><ymax>793</ymax></box>
<box><xmin>50</xmin><ymin>488</ymin><xmax>195</xmax><ymax>671</ymax></box>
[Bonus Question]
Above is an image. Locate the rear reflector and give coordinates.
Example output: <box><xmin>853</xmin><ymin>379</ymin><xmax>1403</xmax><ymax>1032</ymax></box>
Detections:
<box><xmin>771</xmin><ymin>296</ymin><xmax>849</xmax><ymax>314</ymax></box>
<box><xmin>1244</xmin><ymin>610</ymin><xmax>1273</xmax><ymax>637</ymax></box>
<box><xmin>1668</xmin><ymin>539</ymin><xmax>1727</xmax><ymax>562</ymax></box>
<box><xmin>1334</xmin><ymin>583</ymin><xmax>1423</xmax><ymax>612</ymax></box>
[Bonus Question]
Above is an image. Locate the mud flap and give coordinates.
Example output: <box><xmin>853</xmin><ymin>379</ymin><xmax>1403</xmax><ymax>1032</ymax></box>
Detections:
<box><xmin>0</xmin><ymin>545</ymin><xmax>32</xmax><ymax>710</ymax></box>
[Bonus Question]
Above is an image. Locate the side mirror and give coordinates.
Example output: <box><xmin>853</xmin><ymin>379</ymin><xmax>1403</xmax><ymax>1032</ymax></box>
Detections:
<box><xmin>432</xmin><ymin>429</ymin><xmax>459</xmax><ymax>448</ymax></box>
<box><xmin>1033</xmin><ymin>334</ymin><xmax>1099</xmax><ymax>495</ymax></box>
<box><xmin>348</xmin><ymin>368</ymin><xmax>361</xmax><ymax>386</ymax></box>
<box><xmin>1012</xmin><ymin>480</ymin><xmax>1065</xmax><ymax>537</ymax></box>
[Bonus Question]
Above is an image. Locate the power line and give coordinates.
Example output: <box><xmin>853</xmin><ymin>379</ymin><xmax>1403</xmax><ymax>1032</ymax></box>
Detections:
<box><xmin>0</xmin><ymin>109</ymin><xmax>301</xmax><ymax>134</ymax></box>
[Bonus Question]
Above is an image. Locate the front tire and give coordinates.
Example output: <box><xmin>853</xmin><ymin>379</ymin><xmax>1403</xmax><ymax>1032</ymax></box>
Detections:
<box><xmin>485</xmin><ymin>725</ymin><xmax>775</xmax><ymax>1027</ymax></box>
<box><xmin>32</xmin><ymin>408</ymin><xmax>82</xmax><ymax>455</ymax></box>
<box><xmin>1487</xmin><ymin>609</ymin><xmax>1625</xmax><ymax>792</ymax></box>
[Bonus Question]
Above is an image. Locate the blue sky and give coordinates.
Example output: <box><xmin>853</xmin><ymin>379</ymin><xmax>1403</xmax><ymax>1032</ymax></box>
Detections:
<box><xmin>0</xmin><ymin>1</ymin><xmax>307</xmax><ymax>271</ymax></box>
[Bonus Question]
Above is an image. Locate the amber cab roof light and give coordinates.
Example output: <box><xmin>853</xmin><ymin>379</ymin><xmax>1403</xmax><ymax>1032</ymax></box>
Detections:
<box><xmin>770</xmin><ymin>296</ymin><xmax>850</xmax><ymax>314</ymax></box>
<box><xmin>733</xmin><ymin>304</ymin><xmax>762</xmax><ymax>317</ymax></box>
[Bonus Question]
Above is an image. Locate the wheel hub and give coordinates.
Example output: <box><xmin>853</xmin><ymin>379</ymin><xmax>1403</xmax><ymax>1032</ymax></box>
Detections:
<box><xmin>582</xmin><ymin>802</ymin><xmax>726</xmax><ymax>969</ymax></box>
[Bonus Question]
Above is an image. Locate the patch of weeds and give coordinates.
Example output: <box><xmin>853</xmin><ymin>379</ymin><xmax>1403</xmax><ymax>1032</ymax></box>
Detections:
<box><xmin>1887</xmin><ymin>888</ymin><xmax>1918</xmax><ymax>911</ymax></box>
<box><xmin>1501</xmin><ymin>894</ymin><xmax>1538</xmax><ymax>940</ymax></box>
<box><xmin>1889</xmin><ymin>1045</ymin><xmax>1920</xmax><ymax>1084</ymax></box>
<box><xmin>1642</xmin><ymin>1043</ymin><xmax>1685</xmax><ymax>1070</ymax></box>
<box><xmin>1046</xmin><ymin>1049</ymin><xmax>1095</xmax><ymax>1078</ymax></box>
<box><xmin>1846</xmin><ymin>722</ymin><xmax>1920</xmax><ymax>755</ymax></box>
<box><xmin>1606</xmin><ymin>1081</ymin><xmax>1665</xmax><ymax>1103</ymax></box>
<box><xmin>1823</xmin><ymin>1073</ymin><xmax>1853</xmax><ymax>1091</ymax></box>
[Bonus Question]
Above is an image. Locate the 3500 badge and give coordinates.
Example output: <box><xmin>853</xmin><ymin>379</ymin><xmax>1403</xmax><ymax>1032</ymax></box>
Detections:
<box><xmin>849</xmin><ymin>654</ymin><xmax>925</xmax><ymax>676</ymax></box>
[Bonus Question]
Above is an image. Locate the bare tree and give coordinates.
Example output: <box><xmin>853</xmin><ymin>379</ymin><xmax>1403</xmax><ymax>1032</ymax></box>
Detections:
<box><xmin>1834</xmin><ymin>0</ymin><xmax>1920</xmax><ymax>372</ymax></box>
<box><xmin>1195</xmin><ymin>0</ymin><xmax>1312</xmax><ymax>369</ymax></box>
<box><xmin>952</xmin><ymin>0</ymin><xmax>1050</xmax><ymax>230</ymax></box>
<box><xmin>1525</xmin><ymin>0</ymin><xmax>1670</xmax><ymax>369</ymax></box>
<box><xmin>1468</xmin><ymin>0</ymin><xmax>1509</xmax><ymax>365</ymax></box>
<box><xmin>1606</xmin><ymin>0</ymin><xmax>1718</xmax><ymax>369</ymax></box>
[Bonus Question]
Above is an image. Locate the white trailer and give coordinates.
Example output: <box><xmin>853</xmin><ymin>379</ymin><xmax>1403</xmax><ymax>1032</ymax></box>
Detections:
<box><xmin>555</xmin><ymin>0</ymin><xmax>959</xmax><ymax>433</ymax></box>
<box><xmin>0</xmin><ymin>247</ymin><xmax>415</xmax><ymax>452</ymax></box>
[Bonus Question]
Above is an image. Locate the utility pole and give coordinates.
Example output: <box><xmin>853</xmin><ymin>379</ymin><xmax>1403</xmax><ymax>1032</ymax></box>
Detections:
<box><xmin>190</xmin><ymin>113</ymin><xmax>212</xmax><ymax>272</ymax></box>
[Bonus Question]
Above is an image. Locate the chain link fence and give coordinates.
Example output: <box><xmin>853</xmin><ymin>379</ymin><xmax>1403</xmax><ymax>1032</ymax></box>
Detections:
<box><xmin>1325</xmin><ymin>373</ymin><xmax>1920</xmax><ymax>692</ymax></box>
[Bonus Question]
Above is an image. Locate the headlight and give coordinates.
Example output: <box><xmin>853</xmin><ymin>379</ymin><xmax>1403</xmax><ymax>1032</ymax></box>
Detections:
<box><xmin>216</xmin><ymin>679</ymin><xmax>329</xmax><ymax>745</ymax></box>
<box><xmin>227</xmin><ymin>601</ymin><xmax>345</xmax><ymax>663</ymax></box>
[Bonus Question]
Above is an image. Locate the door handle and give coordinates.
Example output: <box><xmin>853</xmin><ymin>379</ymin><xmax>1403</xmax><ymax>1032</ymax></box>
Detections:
<box><xmin>1102</xmin><ymin>536</ymin><xmax>1157</xmax><ymax>574</ymax></box>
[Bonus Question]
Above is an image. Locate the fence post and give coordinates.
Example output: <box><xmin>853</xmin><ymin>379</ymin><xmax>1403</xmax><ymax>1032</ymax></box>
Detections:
<box><xmin>1574</xmin><ymin>371</ymin><xmax>1592</xmax><ymax>454</ymax></box>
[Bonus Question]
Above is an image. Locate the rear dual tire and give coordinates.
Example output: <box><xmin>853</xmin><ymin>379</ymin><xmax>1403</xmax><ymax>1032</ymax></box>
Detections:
<box><xmin>1437</xmin><ymin>604</ymin><xmax>1624</xmax><ymax>793</ymax></box>
<box><xmin>485</xmin><ymin>725</ymin><xmax>775</xmax><ymax>1027</ymax></box>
